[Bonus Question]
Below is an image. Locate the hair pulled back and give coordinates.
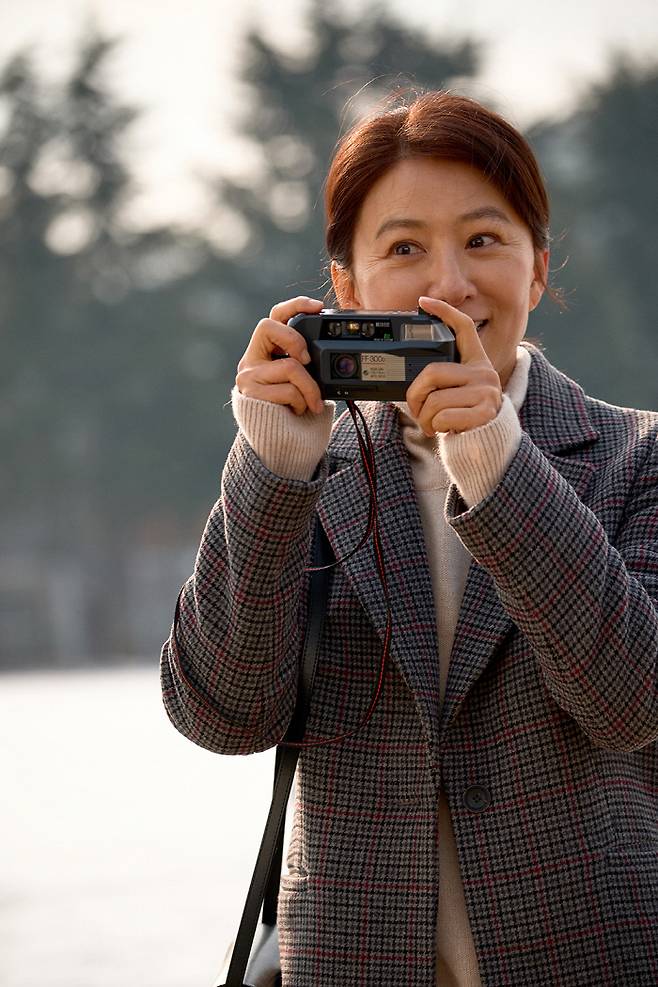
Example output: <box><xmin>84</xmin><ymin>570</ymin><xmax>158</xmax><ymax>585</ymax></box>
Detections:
<box><xmin>325</xmin><ymin>91</ymin><xmax>554</xmax><ymax>295</ymax></box>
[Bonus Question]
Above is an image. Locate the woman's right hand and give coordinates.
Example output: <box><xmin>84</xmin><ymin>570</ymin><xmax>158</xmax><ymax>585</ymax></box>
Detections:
<box><xmin>235</xmin><ymin>296</ymin><xmax>326</xmax><ymax>415</ymax></box>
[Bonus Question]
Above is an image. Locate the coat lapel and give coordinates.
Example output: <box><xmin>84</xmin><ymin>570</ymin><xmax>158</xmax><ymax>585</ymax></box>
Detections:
<box><xmin>438</xmin><ymin>562</ymin><xmax>513</xmax><ymax>740</ymax></box>
<box><xmin>317</xmin><ymin>402</ymin><xmax>442</xmax><ymax>758</ymax></box>
<box><xmin>439</xmin><ymin>345</ymin><xmax>600</xmax><ymax>739</ymax></box>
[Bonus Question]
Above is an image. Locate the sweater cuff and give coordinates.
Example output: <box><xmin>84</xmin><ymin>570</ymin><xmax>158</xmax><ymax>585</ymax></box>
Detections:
<box><xmin>231</xmin><ymin>387</ymin><xmax>335</xmax><ymax>482</ymax></box>
<box><xmin>439</xmin><ymin>394</ymin><xmax>522</xmax><ymax>508</ymax></box>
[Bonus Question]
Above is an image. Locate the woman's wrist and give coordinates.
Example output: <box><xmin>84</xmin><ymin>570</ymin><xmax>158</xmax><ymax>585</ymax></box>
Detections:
<box><xmin>439</xmin><ymin>394</ymin><xmax>523</xmax><ymax>508</ymax></box>
<box><xmin>231</xmin><ymin>386</ymin><xmax>335</xmax><ymax>482</ymax></box>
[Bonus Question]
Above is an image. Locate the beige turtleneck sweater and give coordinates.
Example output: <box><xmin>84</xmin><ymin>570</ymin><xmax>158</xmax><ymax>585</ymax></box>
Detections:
<box><xmin>231</xmin><ymin>347</ymin><xmax>531</xmax><ymax>985</ymax></box>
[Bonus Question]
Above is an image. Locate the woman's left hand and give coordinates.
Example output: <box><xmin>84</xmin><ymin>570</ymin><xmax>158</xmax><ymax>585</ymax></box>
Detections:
<box><xmin>405</xmin><ymin>296</ymin><xmax>503</xmax><ymax>436</ymax></box>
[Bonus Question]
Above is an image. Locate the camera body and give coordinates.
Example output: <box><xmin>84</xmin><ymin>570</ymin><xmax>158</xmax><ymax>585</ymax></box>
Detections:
<box><xmin>288</xmin><ymin>309</ymin><xmax>458</xmax><ymax>401</ymax></box>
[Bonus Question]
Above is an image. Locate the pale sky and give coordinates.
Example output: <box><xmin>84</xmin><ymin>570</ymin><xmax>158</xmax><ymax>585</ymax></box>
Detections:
<box><xmin>2</xmin><ymin>0</ymin><xmax>657</xmax><ymax>228</ymax></box>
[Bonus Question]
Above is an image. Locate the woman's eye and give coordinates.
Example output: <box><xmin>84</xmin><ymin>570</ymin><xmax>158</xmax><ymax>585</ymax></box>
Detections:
<box><xmin>468</xmin><ymin>233</ymin><xmax>497</xmax><ymax>249</ymax></box>
<box><xmin>391</xmin><ymin>241</ymin><xmax>421</xmax><ymax>256</ymax></box>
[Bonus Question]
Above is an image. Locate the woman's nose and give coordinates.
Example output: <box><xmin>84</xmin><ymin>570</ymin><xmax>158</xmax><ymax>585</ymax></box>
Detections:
<box><xmin>426</xmin><ymin>257</ymin><xmax>473</xmax><ymax>307</ymax></box>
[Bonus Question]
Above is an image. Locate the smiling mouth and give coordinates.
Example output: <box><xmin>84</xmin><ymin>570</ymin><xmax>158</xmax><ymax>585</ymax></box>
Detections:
<box><xmin>474</xmin><ymin>319</ymin><xmax>488</xmax><ymax>332</ymax></box>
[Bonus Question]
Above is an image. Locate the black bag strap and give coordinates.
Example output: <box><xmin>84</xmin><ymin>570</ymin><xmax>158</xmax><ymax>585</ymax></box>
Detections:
<box><xmin>221</xmin><ymin>518</ymin><xmax>333</xmax><ymax>987</ymax></box>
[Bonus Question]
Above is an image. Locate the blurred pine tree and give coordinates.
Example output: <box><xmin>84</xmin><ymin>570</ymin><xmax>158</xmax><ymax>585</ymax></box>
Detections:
<box><xmin>529</xmin><ymin>56</ymin><xmax>658</xmax><ymax>408</ymax></box>
<box><xmin>0</xmin><ymin>36</ymin><xmax>226</xmax><ymax>660</ymax></box>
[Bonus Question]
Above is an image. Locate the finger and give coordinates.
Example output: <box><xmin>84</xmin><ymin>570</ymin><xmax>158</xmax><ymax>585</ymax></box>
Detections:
<box><xmin>236</xmin><ymin>358</ymin><xmax>323</xmax><ymax>413</ymax></box>
<box><xmin>270</xmin><ymin>295</ymin><xmax>323</xmax><ymax>324</ymax></box>
<box><xmin>430</xmin><ymin>404</ymin><xmax>498</xmax><ymax>434</ymax></box>
<box><xmin>256</xmin><ymin>357</ymin><xmax>324</xmax><ymax>411</ymax></box>
<box><xmin>405</xmin><ymin>362</ymin><xmax>473</xmax><ymax>417</ymax></box>
<box><xmin>243</xmin><ymin>380</ymin><xmax>310</xmax><ymax>416</ymax></box>
<box><xmin>415</xmin><ymin>384</ymin><xmax>488</xmax><ymax>427</ymax></box>
<box><xmin>242</xmin><ymin>318</ymin><xmax>313</xmax><ymax>367</ymax></box>
<box><xmin>418</xmin><ymin>296</ymin><xmax>489</xmax><ymax>365</ymax></box>
<box><xmin>415</xmin><ymin>387</ymin><xmax>492</xmax><ymax>436</ymax></box>
<box><xmin>421</xmin><ymin>391</ymin><xmax>501</xmax><ymax>435</ymax></box>
<box><xmin>236</xmin><ymin>370</ymin><xmax>309</xmax><ymax>415</ymax></box>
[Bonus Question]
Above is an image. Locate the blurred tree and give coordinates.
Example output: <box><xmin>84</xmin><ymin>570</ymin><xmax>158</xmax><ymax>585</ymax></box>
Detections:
<box><xmin>0</xmin><ymin>38</ymin><xmax>224</xmax><ymax>539</ymax></box>
<box><xmin>0</xmin><ymin>51</ymin><xmax>66</xmax><ymax>526</ymax></box>
<box><xmin>0</xmin><ymin>36</ymin><xmax>230</xmax><ymax>659</ymax></box>
<box><xmin>529</xmin><ymin>56</ymin><xmax>658</xmax><ymax>408</ymax></box>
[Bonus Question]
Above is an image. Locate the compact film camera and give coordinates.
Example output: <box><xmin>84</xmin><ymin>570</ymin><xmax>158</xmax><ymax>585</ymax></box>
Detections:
<box><xmin>288</xmin><ymin>309</ymin><xmax>458</xmax><ymax>401</ymax></box>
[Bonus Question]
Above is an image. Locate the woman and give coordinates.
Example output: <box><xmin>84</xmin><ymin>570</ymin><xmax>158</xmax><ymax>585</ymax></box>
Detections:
<box><xmin>161</xmin><ymin>92</ymin><xmax>658</xmax><ymax>985</ymax></box>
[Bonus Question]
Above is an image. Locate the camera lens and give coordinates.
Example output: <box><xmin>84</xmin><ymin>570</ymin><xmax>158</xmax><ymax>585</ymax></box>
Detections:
<box><xmin>332</xmin><ymin>354</ymin><xmax>359</xmax><ymax>379</ymax></box>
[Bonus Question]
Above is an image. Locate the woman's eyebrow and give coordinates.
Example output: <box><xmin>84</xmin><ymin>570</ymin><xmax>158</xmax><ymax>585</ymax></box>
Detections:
<box><xmin>374</xmin><ymin>217</ymin><xmax>427</xmax><ymax>239</ymax></box>
<box><xmin>458</xmin><ymin>206</ymin><xmax>512</xmax><ymax>225</ymax></box>
<box><xmin>374</xmin><ymin>206</ymin><xmax>512</xmax><ymax>240</ymax></box>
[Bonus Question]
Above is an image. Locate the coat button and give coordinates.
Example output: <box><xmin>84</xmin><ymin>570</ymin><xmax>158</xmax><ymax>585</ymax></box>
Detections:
<box><xmin>464</xmin><ymin>785</ymin><xmax>492</xmax><ymax>813</ymax></box>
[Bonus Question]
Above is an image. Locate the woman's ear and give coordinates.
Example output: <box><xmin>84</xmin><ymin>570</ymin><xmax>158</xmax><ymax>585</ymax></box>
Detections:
<box><xmin>529</xmin><ymin>248</ymin><xmax>550</xmax><ymax>311</ymax></box>
<box><xmin>331</xmin><ymin>260</ymin><xmax>361</xmax><ymax>308</ymax></box>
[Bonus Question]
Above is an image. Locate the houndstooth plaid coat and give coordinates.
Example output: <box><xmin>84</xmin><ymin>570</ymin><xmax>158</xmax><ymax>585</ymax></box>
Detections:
<box><xmin>161</xmin><ymin>345</ymin><xmax>658</xmax><ymax>986</ymax></box>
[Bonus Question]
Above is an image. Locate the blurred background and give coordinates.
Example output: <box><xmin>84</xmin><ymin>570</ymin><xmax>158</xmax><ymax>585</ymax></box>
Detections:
<box><xmin>1</xmin><ymin>0</ymin><xmax>657</xmax><ymax>983</ymax></box>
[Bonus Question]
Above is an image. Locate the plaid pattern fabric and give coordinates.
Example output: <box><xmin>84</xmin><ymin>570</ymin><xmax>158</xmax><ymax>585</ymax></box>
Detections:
<box><xmin>161</xmin><ymin>344</ymin><xmax>658</xmax><ymax>985</ymax></box>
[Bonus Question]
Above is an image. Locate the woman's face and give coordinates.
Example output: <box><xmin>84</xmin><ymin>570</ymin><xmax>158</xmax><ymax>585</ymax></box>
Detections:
<box><xmin>332</xmin><ymin>157</ymin><xmax>549</xmax><ymax>387</ymax></box>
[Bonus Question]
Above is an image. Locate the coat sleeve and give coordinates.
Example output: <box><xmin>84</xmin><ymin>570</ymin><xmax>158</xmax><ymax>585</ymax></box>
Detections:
<box><xmin>446</xmin><ymin>429</ymin><xmax>658</xmax><ymax>753</ymax></box>
<box><xmin>160</xmin><ymin>432</ymin><xmax>329</xmax><ymax>755</ymax></box>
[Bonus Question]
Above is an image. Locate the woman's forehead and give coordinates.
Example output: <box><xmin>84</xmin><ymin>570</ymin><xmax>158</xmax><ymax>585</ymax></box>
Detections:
<box><xmin>355</xmin><ymin>158</ymin><xmax>520</xmax><ymax>236</ymax></box>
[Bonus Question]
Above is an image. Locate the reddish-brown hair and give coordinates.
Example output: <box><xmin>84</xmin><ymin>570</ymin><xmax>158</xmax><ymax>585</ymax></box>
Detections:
<box><xmin>325</xmin><ymin>91</ymin><xmax>560</xmax><ymax>303</ymax></box>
